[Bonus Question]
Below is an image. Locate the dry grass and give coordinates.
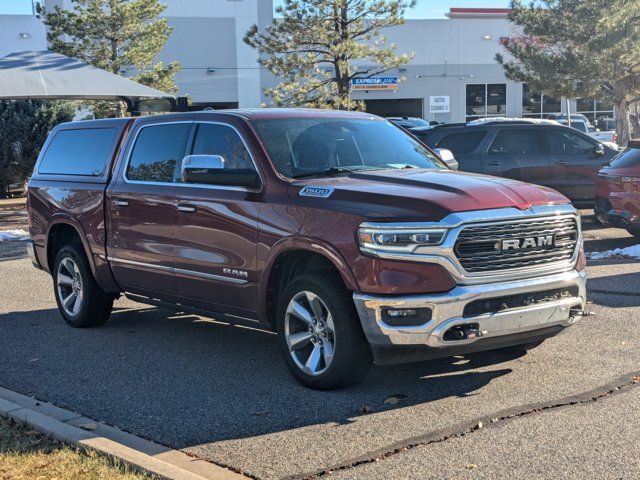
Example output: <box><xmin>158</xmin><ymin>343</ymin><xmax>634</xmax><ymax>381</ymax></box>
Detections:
<box><xmin>0</xmin><ymin>197</ymin><xmax>26</xmax><ymax>208</ymax></box>
<box><xmin>0</xmin><ymin>416</ymin><xmax>154</xmax><ymax>480</ymax></box>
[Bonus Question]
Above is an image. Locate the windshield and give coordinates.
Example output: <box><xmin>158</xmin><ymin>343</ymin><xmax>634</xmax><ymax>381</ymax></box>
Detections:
<box><xmin>407</xmin><ymin>118</ymin><xmax>430</xmax><ymax>127</ymax></box>
<box><xmin>609</xmin><ymin>148</ymin><xmax>640</xmax><ymax>168</ymax></box>
<box><xmin>251</xmin><ymin>117</ymin><xmax>447</xmax><ymax>179</ymax></box>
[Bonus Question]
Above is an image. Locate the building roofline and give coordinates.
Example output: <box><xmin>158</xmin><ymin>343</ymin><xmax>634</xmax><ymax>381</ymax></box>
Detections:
<box><xmin>446</xmin><ymin>8</ymin><xmax>512</xmax><ymax>19</ymax></box>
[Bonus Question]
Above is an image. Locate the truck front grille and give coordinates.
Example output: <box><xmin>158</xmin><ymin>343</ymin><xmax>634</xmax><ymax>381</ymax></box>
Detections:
<box><xmin>454</xmin><ymin>216</ymin><xmax>579</xmax><ymax>273</ymax></box>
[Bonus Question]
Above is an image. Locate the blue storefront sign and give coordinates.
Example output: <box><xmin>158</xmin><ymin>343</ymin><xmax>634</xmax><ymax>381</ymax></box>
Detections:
<box><xmin>351</xmin><ymin>77</ymin><xmax>399</xmax><ymax>90</ymax></box>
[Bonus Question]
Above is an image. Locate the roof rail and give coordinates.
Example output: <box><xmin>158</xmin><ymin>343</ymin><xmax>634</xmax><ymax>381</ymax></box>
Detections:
<box><xmin>431</xmin><ymin>122</ymin><xmax>468</xmax><ymax>129</ymax></box>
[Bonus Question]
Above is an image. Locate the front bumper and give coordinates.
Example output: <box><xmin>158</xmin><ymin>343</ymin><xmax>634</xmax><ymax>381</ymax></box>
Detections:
<box><xmin>26</xmin><ymin>240</ymin><xmax>44</xmax><ymax>270</ymax></box>
<box><xmin>595</xmin><ymin>197</ymin><xmax>640</xmax><ymax>229</ymax></box>
<box><xmin>353</xmin><ymin>269</ymin><xmax>586</xmax><ymax>365</ymax></box>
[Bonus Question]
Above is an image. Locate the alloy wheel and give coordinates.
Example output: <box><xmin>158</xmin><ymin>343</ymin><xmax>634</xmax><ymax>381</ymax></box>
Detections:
<box><xmin>57</xmin><ymin>257</ymin><xmax>83</xmax><ymax>317</ymax></box>
<box><xmin>284</xmin><ymin>291</ymin><xmax>336</xmax><ymax>376</ymax></box>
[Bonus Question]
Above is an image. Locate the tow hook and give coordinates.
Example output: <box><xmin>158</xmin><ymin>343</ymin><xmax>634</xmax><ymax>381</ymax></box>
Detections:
<box><xmin>444</xmin><ymin>323</ymin><xmax>486</xmax><ymax>341</ymax></box>
<box><xmin>569</xmin><ymin>307</ymin><xmax>589</xmax><ymax>323</ymax></box>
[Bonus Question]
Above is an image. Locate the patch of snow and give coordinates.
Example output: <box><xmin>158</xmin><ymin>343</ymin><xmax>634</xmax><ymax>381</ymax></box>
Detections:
<box><xmin>0</xmin><ymin>229</ymin><xmax>29</xmax><ymax>241</ymax></box>
<box><xmin>588</xmin><ymin>244</ymin><xmax>640</xmax><ymax>260</ymax></box>
<box><xmin>467</xmin><ymin>117</ymin><xmax>560</xmax><ymax>126</ymax></box>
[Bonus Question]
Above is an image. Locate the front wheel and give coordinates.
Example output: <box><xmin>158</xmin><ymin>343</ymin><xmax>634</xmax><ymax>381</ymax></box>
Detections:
<box><xmin>53</xmin><ymin>244</ymin><xmax>113</xmax><ymax>328</ymax></box>
<box><xmin>276</xmin><ymin>273</ymin><xmax>371</xmax><ymax>390</ymax></box>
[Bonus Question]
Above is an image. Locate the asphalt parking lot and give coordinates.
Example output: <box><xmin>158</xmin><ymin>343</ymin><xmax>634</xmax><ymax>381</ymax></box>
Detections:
<box><xmin>1</xmin><ymin>203</ymin><xmax>639</xmax><ymax>479</ymax></box>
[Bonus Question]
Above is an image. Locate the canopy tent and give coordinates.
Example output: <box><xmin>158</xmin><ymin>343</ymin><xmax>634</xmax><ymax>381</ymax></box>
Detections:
<box><xmin>0</xmin><ymin>50</ymin><xmax>184</xmax><ymax>111</ymax></box>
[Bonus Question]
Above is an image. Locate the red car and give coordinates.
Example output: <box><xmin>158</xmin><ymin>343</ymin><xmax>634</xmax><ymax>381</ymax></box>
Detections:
<box><xmin>595</xmin><ymin>140</ymin><xmax>640</xmax><ymax>237</ymax></box>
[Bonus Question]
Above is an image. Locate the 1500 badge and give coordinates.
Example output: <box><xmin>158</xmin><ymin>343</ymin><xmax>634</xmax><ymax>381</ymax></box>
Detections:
<box><xmin>299</xmin><ymin>186</ymin><xmax>335</xmax><ymax>198</ymax></box>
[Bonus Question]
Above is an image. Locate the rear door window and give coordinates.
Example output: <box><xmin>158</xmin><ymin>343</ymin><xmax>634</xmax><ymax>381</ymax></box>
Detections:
<box><xmin>609</xmin><ymin>148</ymin><xmax>640</xmax><ymax>168</ymax></box>
<box><xmin>126</xmin><ymin>123</ymin><xmax>191</xmax><ymax>183</ymax></box>
<box><xmin>489</xmin><ymin>129</ymin><xmax>542</xmax><ymax>155</ymax></box>
<box><xmin>436</xmin><ymin>131</ymin><xmax>486</xmax><ymax>154</ymax></box>
<box><xmin>39</xmin><ymin>128</ymin><xmax>117</xmax><ymax>176</ymax></box>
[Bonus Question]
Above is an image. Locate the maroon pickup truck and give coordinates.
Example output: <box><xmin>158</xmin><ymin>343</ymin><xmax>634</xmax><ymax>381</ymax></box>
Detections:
<box><xmin>27</xmin><ymin>109</ymin><xmax>587</xmax><ymax>389</ymax></box>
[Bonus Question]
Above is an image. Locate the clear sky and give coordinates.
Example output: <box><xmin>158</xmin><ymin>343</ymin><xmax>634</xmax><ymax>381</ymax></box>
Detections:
<box><xmin>3</xmin><ymin>0</ymin><xmax>510</xmax><ymax>18</ymax></box>
<box><xmin>273</xmin><ymin>0</ymin><xmax>511</xmax><ymax>19</ymax></box>
<box><xmin>0</xmin><ymin>0</ymin><xmax>33</xmax><ymax>15</ymax></box>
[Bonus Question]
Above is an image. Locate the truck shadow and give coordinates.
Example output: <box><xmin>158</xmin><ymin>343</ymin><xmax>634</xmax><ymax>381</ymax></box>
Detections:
<box><xmin>588</xmin><ymin>271</ymin><xmax>640</xmax><ymax>307</ymax></box>
<box><xmin>0</xmin><ymin>305</ymin><xmax>513</xmax><ymax>447</ymax></box>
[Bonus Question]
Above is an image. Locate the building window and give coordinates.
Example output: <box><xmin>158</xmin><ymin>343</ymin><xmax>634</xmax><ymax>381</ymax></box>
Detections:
<box><xmin>466</xmin><ymin>84</ymin><xmax>506</xmax><ymax>121</ymax></box>
<box><xmin>522</xmin><ymin>84</ymin><xmax>561</xmax><ymax>118</ymax></box>
<box><xmin>576</xmin><ymin>98</ymin><xmax>615</xmax><ymax>124</ymax></box>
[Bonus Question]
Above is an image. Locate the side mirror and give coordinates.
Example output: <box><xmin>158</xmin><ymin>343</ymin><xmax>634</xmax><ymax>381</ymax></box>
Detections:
<box><xmin>181</xmin><ymin>155</ymin><xmax>260</xmax><ymax>189</ymax></box>
<box><xmin>434</xmin><ymin>148</ymin><xmax>459</xmax><ymax>170</ymax></box>
<box><xmin>594</xmin><ymin>144</ymin><xmax>605</xmax><ymax>156</ymax></box>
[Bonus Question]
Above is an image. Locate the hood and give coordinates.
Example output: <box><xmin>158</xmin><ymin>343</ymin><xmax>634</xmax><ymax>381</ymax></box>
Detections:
<box><xmin>288</xmin><ymin>169</ymin><xmax>569</xmax><ymax>222</ymax></box>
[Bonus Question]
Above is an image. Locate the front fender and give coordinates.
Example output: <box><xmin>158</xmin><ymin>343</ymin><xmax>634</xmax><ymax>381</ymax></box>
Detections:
<box><xmin>258</xmin><ymin>236</ymin><xmax>360</xmax><ymax>323</ymax></box>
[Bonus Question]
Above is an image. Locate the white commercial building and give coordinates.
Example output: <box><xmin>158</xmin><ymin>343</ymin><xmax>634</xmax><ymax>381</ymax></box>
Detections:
<box><xmin>0</xmin><ymin>1</ymin><xmax>614</xmax><ymax>124</ymax></box>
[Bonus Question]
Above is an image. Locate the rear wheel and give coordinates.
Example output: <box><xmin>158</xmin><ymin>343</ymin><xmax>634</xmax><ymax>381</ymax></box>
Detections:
<box><xmin>276</xmin><ymin>273</ymin><xmax>371</xmax><ymax>390</ymax></box>
<box><xmin>53</xmin><ymin>244</ymin><xmax>113</xmax><ymax>328</ymax></box>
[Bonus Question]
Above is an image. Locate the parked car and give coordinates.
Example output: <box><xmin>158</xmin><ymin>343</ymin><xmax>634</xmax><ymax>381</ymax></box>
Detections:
<box><xmin>556</xmin><ymin>118</ymin><xmax>618</xmax><ymax>146</ymax></box>
<box><xmin>387</xmin><ymin>116</ymin><xmax>430</xmax><ymax>129</ymax></box>
<box><xmin>6</xmin><ymin>181</ymin><xmax>27</xmax><ymax>198</ymax></box>
<box><xmin>411</xmin><ymin>118</ymin><xmax>618</xmax><ymax>205</ymax></box>
<box><xmin>595</xmin><ymin>139</ymin><xmax>640</xmax><ymax>237</ymax></box>
<box><xmin>597</xmin><ymin>117</ymin><xmax>616</xmax><ymax>132</ymax></box>
<box><xmin>391</xmin><ymin>125</ymin><xmax>459</xmax><ymax>170</ymax></box>
<box><xmin>545</xmin><ymin>113</ymin><xmax>594</xmax><ymax>128</ymax></box>
<box><xmin>27</xmin><ymin>111</ymin><xmax>587</xmax><ymax>389</ymax></box>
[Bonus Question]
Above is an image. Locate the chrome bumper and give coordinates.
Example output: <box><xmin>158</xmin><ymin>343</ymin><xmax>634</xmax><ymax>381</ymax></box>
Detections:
<box><xmin>353</xmin><ymin>269</ymin><xmax>586</xmax><ymax>350</ymax></box>
<box><xmin>26</xmin><ymin>240</ymin><xmax>43</xmax><ymax>270</ymax></box>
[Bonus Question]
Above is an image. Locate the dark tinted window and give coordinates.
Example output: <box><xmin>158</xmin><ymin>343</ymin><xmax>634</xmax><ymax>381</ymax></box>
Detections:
<box><xmin>544</xmin><ymin>129</ymin><xmax>594</xmax><ymax>155</ymax></box>
<box><xmin>126</xmin><ymin>123</ymin><xmax>191</xmax><ymax>183</ymax></box>
<box><xmin>489</xmin><ymin>129</ymin><xmax>541</xmax><ymax>155</ymax></box>
<box><xmin>190</xmin><ymin>124</ymin><xmax>254</xmax><ymax>170</ymax></box>
<box><xmin>609</xmin><ymin>148</ymin><xmax>640</xmax><ymax>168</ymax></box>
<box><xmin>39</xmin><ymin>128</ymin><xmax>116</xmax><ymax>175</ymax></box>
<box><xmin>436</xmin><ymin>131</ymin><xmax>486</xmax><ymax>154</ymax></box>
<box><xmin>409</xmin><ymin>129</ymin><xmax>437</xmax><ymax>146</ymax></box>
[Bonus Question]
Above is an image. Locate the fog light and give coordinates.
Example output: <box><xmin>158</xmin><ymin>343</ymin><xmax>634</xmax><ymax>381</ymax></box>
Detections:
<box><xmin>381</xmin><ymin>307</ymin><xmax>432</xmax><ymax>327</ymax></box>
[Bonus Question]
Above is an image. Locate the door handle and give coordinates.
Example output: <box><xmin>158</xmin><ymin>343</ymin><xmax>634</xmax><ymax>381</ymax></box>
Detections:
<box><xmin>112</xmin><ymin>199</ymin><xmax>129</xmax><ymax>207</ymax></box>
<box><xmin>177</xmin><ymin>204</ymin><xmax>197</xmax><ymax>213</ymax></box>
<box><xmin>554</xmin><ymin>161</ymin><xmax>568</xmax><ymax>165</ymax></box>
<box><xmin>486</xmin><ymin>161</ymin><xmax>502</xmax><ymax>166</ymax></box>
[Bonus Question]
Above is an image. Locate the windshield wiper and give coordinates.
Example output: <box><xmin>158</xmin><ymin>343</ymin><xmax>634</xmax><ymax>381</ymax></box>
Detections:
<box><xmin>292</xmin><ymin>166</ymin><xmax>368</xmax><ymax>179</ymax></box>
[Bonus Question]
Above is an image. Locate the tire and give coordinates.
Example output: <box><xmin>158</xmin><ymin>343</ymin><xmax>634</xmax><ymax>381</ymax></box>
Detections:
<box><xmin>276</xmin><ymin>273</ymin><xmax>372</xmax><ymax>390</ymax></box>
<box><xmin>493</xmin><ymin>339</ymin><xmax>545</xmax><ymax>356</ymax></box>
<box><xmin>53</xmin><ymin>244</ymin><xmax>113</xmax><ymax>328</ymax></box>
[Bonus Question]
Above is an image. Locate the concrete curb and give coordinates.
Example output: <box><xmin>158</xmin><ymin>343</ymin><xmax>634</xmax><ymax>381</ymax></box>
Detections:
<box><xmin>0</xmin><ymin>386</ymin><xmax>247</xmax><ymax>480</ymax></box>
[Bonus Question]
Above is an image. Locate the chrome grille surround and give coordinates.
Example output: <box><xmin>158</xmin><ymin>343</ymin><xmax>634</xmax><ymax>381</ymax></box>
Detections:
<box><xmin>359</xmin><ymin>204</ymin><xmax>581</xmax><ymax>286</ymax></box>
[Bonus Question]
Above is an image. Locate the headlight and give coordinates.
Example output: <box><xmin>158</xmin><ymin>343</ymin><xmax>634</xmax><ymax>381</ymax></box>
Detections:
<box><xmin>358</xmin><ymin>226</ymin><xmax>447</xmax><ymax>255</ymax></box>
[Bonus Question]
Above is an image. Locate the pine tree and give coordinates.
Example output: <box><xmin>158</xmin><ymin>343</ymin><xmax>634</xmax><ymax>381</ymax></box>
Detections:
<box><xmin>39</xmin><ymin>0</ymin><xmax>180</xmax><ymax>117</ymax></box>
<box><xmin>497</xmin><ymin>0</ymin><xmax>640</xmax><ymax>146</ymax></box>
<box><xmin>244</xmin><ymin>0</ymin><xmax>416</xmax><ymax>110</ymax></box>
<box><xmin>0</xmin><ymin>100</ymin><xmax>75</xmax><ymax>196</ymax></box>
